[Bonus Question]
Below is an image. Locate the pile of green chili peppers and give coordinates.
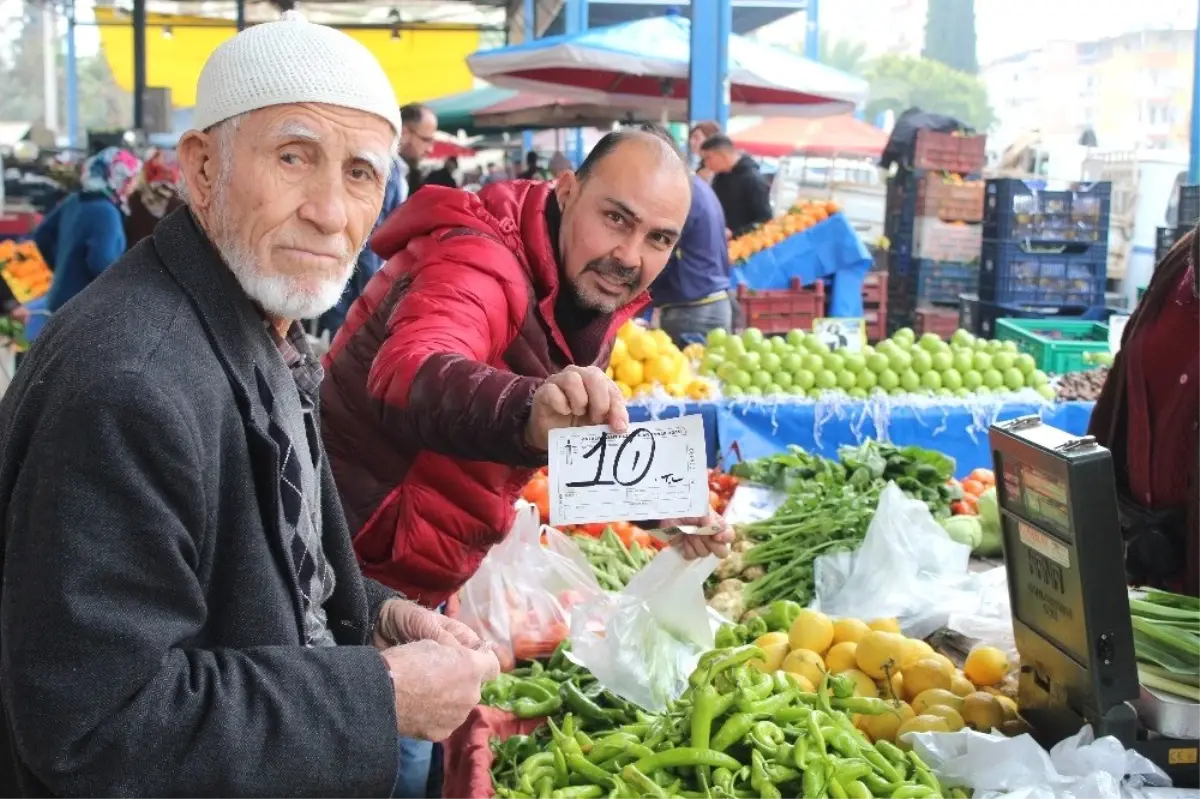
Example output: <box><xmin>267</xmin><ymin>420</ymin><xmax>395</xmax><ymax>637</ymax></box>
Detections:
<box><xmin>490</xmin><ymin>644</ymin><xmax>967</xmax><ymax>799</ymax></box>
<box><xmin>482</xmin><ymin>642</ymin><xmax>641</xmax><ymax>725</ymax></box>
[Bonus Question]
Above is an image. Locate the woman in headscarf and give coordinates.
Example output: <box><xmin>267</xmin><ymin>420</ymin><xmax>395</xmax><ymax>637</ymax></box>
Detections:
<box><xmin>124</xmin><ymin>148</ymin><xmax>183</xmax><ymax>247</ymax></box>
<box><xmin>29</xmin><ymin>147</ymin><xmax>142</xmax><ymax>314</ymax></box>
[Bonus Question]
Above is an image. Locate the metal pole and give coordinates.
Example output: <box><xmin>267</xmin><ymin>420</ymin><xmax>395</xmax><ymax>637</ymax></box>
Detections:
<box><xmin>1190</xmin><ymin>0</ymin><xmax>1200</xmax><ymax>184</ymax></box>
<box><xmin>42</xmin><ymin>3</ymin><xmax>59</xmax><ymax>136</ymax></box>
<box><xmin>805</xmin><ymin>0</ymin><xmax>820</xmax><ymax>61</ymax></box>
<box><xmin>565</xmin><ymin>0</ymin><xmax>588</xmax><ymax>168</ymax></box>
<box><xmin>66</xmin><ymin>0</ymin><xmax>79</xmax><ymax>151</ymax></box>
<box><xmin>236</xmin><ymin>0</ymin><xmax>246</xmax><ymax>31</ymax></box>
<box><xmin>522</xmin><ymin>0</ymin><xmax>535</xmax><ymax>160</ymax></box>
<box><xmin>716</xmin><ymin>0</ymin><xmax>731</xmax><ymax>130</ymax></box>
<box><xmin>688</xmin><ymin>0</ymin><xmax>731</xmax><ymax>130</ymax></box>
<box><xmin>132</xmin><ymin>0</ymin><xmax>147</xmax><ymax>132</ymax></box>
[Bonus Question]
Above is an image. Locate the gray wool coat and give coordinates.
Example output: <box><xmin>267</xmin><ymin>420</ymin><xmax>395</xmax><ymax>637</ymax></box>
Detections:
<box><xmin>0</xmin><ymin>209</ymin><xmax>400</xmax><ymax>797</ymax></box>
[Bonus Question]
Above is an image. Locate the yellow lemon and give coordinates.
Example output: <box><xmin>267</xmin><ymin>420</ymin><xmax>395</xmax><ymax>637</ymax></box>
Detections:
<box><xmin>950</xmin><ymin>671</ymin><xmax>975</xmax><ymax>697</ymax></box>
<box><xmin>754</xmin><ymin>632</ymin><xmax>790</xmax><ymax>649</ymax></box>
<box><xmin>789</xmin><ymin>674</ymin><xmax>816</xmax><ymax>693</ymax></box>
<box><xmin>781</xmin><ymin>649</ymin><xmax>825</xmax><ymax>688</ymax></box>
<box><xmin>686</xmin><ymin>379</ymin><xmax>712</xmax><ymax>400</ymax></box>
<box><xmin>863</xmin><ymin>702</ymin><xmax>915</xmax><ymax>743</ymax></box>
<box><xmin>856</xmin><ymin>631</ymin><xmax>905</xmax><ymax>680</ymax></box>
<box><xmin>960</xmin><ymin>692</ymin><xmax>1006</xmax><ymax>732</ymax></box>
<box><xmin>634</xmin><ymin>383</ymin><xmax>655</xmax><ymax>397</ymax></box>
<box><xmin>610</xmin><ymin>336</ymin><xmax>629</xmax><ymax>365</ymax></box>
<box><xmin>826</xmin><ymin>642</ymin><xmax>859</xmax><ymax>674</ymax></box>
<box><xmin>788</xmin><ymin>609</ymin><xmax>835</xmax><ymax>655</ymax></box>
<box><xmin>868</xmin><ymin>618</ymin><xmax>902</xmax><ymax>634</ymax></box>
<box><xmin>615</xmin><ymin>359</ymin><xmax>644</xmax><ymax>387</ymax></box>
<box><xmin>626</xmin><ymin>332</ymin><xmax>658</xmax><ymax>362</ymax></box>
<box><xmin>840</xmin><ymin>669</ymin><xmax>878</xmax><ymax>698</ymax></box>
<box><xmin>895</xmin><ymin>716</ymin><xmax>951</xmax><ymax>750</ymax></box>
<box><xmin>832</xmin><ymin>618</ymin><xmax>871</xmax><ymax>646</ymax></box>
<box><xmin>923</xmin><ymin>705</ymin><xmax>966</xmax><ymax>732</ymax></box>
<box><xmin>643</xmin><ymin>354</ymin><xmax>679</xmax><ymax>386</ymax></box>
<box><xmin>911</xmin><ymin>688</ymin><xmax>964</xmax><ymax>716</ymax></box>
<box><xmin>749</xmin><ymin>641</ymin><xmax>790</xmax><ymax>673</ymax></box>
<box><xmin>651</xmin><ymin>328</ymin><xmax>673</xmax><ymax>350</ymax></box>
<box><xmin>617</xmin><ymin>321</ymin><xmax>641</xmax><ymax>343</ymax></box>
<box><xmin>605</xmin><ymin>366</ymin><xmax>614</xmax><ymax>379</ymax></box>
<box><xmin>615</xmin><ymin>381</ymin><xmax>633</xmax><ymax>400</ymax></box>
<box><xmin>900</xmin><ymin>638</ymin><xmax>936</xmax><ymax>670</ymax></box>
<box><xmin>666</xmin><ymin>382</ymin><xmax>685</xmax><ymax>398</ymax></box>
<box><xmin>901</xmin><ymin>659</ymin><xmax>953</xmax><ymax>701</ymax></box>
<box><xmin>964</xmin><ymin>646</ymin><xmax>1010</xmax><ymax>687</ymax></box>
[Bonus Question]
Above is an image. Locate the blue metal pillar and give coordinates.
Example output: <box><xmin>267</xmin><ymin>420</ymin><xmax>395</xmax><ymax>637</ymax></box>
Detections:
<box><xmin>65</xmin><ymin>0</ymin><xmax>79</xmax><ymax>151</ymax></box>
<box><xmin>564</xmin><ymin>0</ymin><xmax>588</xmax><ymax>167</ymax></box>
<box><xmin>688</xmin><ymin>0</ymin><xmax>732</xmax><ymax>130</ymax></box>
<box><xmin>1190</xmin><ymin>0</ymin><xmax>1200</xmax><ymax>183</ymax></box>
<box><xmin>805</xmin><ymin>0</ymin><xmax>820</xmax><ymax>61</ymax></box>
<box><xmin>522</xmin><ymin>0</ymin><xmax>535</xmax><ymax>162</ymax></box>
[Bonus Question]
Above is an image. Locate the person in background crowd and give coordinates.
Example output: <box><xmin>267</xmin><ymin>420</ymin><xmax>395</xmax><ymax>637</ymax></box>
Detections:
<box><xmin>28</xmin><ymin>147</ymin><xmax>141</xmax><ymax>315</ymax></box>
<box><xmin>483</xmin><ymin>162</ymin><xmax>505</xmax><ymax>184</ymax></box>
<box><xmin>422</xmin><ymin>155</ymin><xmax>459</xmax><ymax>189</ymax></box>
<box><xmin>322</xmin><ymin>126</ymin><xmax>734</xmax><ymax>795</ymax></box>
<box><xmin>688</xmin><ymin>120</ymin><xmax>720</xmax><ymax>181</ymax></box>
<box><xmin>700</xmin><ymin>133</ymin><xmax>774</xmax><ymax>236</ymax></box>
<box><xmin>0</xmin><ymin>14</ymin><xmax>500</xmax><ymax>797</ymax></box>
<box><xmin>549</xmin><ymin>151</ymin><xmax>572</xmax><ymax>181</ymax></box>
<box><xmin>518</xmin><ymin>150</ymin><xmax>547</xmax><ymax>180</ymax></box>
<box><xmin>400</xmin><ymin>102</ymin><xmax>438</xmax><ymax>197</ymax></box>
<box><xmin>1090</xmin><ymin>227</ymin><xmax>1198</xmax><ymax>597</ymax></box>
<box><xmin>124</xmin><ymin>148</ymin><xmax>184</xmax><ymax>247</ymax></box>
<box><xmin>650</xmin><ymin>172</ymin><xmax>733</xmax><ymax>348</ymax></box>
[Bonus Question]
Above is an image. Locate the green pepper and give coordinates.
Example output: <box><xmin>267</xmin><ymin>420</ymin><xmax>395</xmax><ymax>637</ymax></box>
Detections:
<box><xmin>736</xmin><ymin>668</ymin><xmax>775</xmax><ymax>702</ymax></box>
<box><xmin>817</xmin><ymin>672</ymin><xmax>836</xmax><ymax>717</ymax></box>
<box><xmin>620</xmin><ymin>765</ymin><xmax>666</xmax><ymax>799</ymax></box>
<box><xmin>806</xmin><ymin>712</ymin><xmax>827</xmax><ymax>757</ymax></box>
<box><xmin>552</xmin><ymin>746</ymin><xmax>569</xmax><ymax>788</ymax></box>
<box><xmin>792</xmin><ymin>734</ymin><xmax>809</xmax><ymax>769</ymax></box>
<box><xmin>573</xmin><ymin>730</ymin><xmax>594</xmax><ymax>754</ymax></box>
<box><xmin>774</xmin><ymin>705</ymin><xmax>813</xmax><ymax>724</ymax></box>
<box><xmin>828</xmin><ymin>776</ymin><xmax>850</xmax><ymax>799</ymax></box>
<box><xmin>551</xmin><ymin>787</ymin><xmax>605</xmax><ymax>799</ymax></box>
<box><xmin>890</xmin><ymin>787</ymin><xmax>937</xmax><ymax>799</ymax></box>
<box><xmin>862</xmin><ymin>772</ymin><xmax>899</xmax><ymax>796</ymax></box>
<box><xmin>802</xmin><ymin>759</ymin><xmax>827</xmax><ymax>799</ymax></box>
<box><xmin>875</xmin><ymin>741</ymin><xmax>910</xmax><ymax>773</ymax></box>
<box><xmin>690</xmin><ymin>685</ymin><xmax>719</xmax><ymax>752</ymax></box>
<box><xmin>861</xmin><ymin>748</ymin><xmax>904</xmax><ymax>784</ymax></box>
<box><xmin>949</xmin><ymin>788</ymin><xmax>970</xmax><ymax>799</ymax></box>
<box><xmin>632</xmin><ymin>748</ymin><xmax>741</xmax><ymax>775</ymax></box>
<box><xmin>562</xmin><ymin>681</ymin><xmax>612</xmax><ymax>726</ymax></box>
<box><xmin>824</xmin><ymin>728</ymin><xmax>860</xmax><ymax>758</ymax></box>
<box><xmin>535</xmin><ymin>775</ymin><xmax>554</xmax><ymax>799</ymax></box>
<box><xmin>693</xmin><ymin>646</ymin><xmax>766</xmax><ymax>689</ymax></box>
<box><xmin>519</xmin><ymin>753</ymin><xmax>558</xmax><ymax>777</ymax></box>
<box><xmin>513</xmin><ymin>684</ymin><xmax>564</xmax><ymax>719</ymax></box>
<box><xmin>565</xmin><ymin>753</ymin><xmax>614</xmax><ymax>787</ymax></box>
<box><xmin>829</xmin><ymin>673</ymin><xmax>856</xmax><ymax>700</ymax></box>
<box><xmin>845</xmin><ymin>780</ymin><xmax>873</xmax><ymax>799</ymax></box>
<box><xmin>832</xmin><ymin>696</ymin><xmax>893</xmax><ymax>715</ymax></box>
<box><xmin>548</xmin><ymin>640</ymin><xmax>571</xmax><ymax>671</ymax></box>
<box><xmin>760</xmin><ymin>600</ymin><xmax>803</xmax><ymax>632</ymax></box>
<box><xmin>833</xmin><ymin>759</ymin><xmax>872</xmax><ymax>784</ymax></box>
<box><xmin>744</xmin><ymin>616</ymin><xmax>769</xmax><ymax>639</ymax></box>
<box><xmin>749</xmin><ymin>750</ymin><xmax>782</xmax><ymax>799</ymax></box>
<box><xmin>714</xmin><ymin>624</ymin><xmax>744</xmax><ymax>649</ymax></box>
<box><xmin>906</xmin><ymin>752</ymin><xmax>941</xmax><ymax>792</ymax></box>
<box><xmin>711</xmin><ymin>712</ymin><xmax>757</xmax><ymax>753</ymax></box>
<box><xmin>740</xmin><ymin>689</ymin><xmax>797</xmax><ymax>716</ymax></box>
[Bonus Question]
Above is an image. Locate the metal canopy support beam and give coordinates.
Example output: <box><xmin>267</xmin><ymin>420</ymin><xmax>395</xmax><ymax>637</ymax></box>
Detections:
<box><xmin>688</xmin><ymin>0</ymin><xmax>732</xmax><ymax>131</ymax></box>
<box><xmin>66</xmin><ymin>0</ymin><xmax>79</xmax><ymax>150</ymax></box>
<box><xmin>522</xmin><ymin>0</ymin><xmax>535</xmax><ymax>159</ymax></box>
<box><xmin>805</xmin><ymin>0</ymin><xmax>819</xmax><ymax>61</ymax></box>
<box><xmin>564</xmin><ymin>0</ymin><xmax>587</xmax><ymax>167</ymax></box>
<box><xmin>1190</xmin><ymin>0</ymin><xmax>1200</xmax><ymax>184</ymax></box>
<box><xmin>132</xmin><ymin>0</ymin><xmax>147</xmax><ymax>132</ymax></box>
<box><xmin>236</xmin><ymin>0</ymin><xmax>246</xmax><ymax>31</ymax></box>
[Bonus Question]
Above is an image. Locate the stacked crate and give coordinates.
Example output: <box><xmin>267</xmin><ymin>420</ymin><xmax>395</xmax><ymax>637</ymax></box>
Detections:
<box><xmin>736</xmin><ymin>279</ymin><xmax>826</xmax><ymax>335</ymax></box>
<box><xmin>861</xmin><ymin>272</ymin><xmax>887</xmax><ymax>342</ymax></box>
<box><xmin>884</xmin><ymin>129</ymin><xmax>987</xmax><ymax>336</ymax></box>
<box><xmin>973</xmin><ymin>178</ymin><xmax>1112</xmax><ymax>337</ymax></box>
<box><xmin>1155</xmin><ymin>184</ymin><xmax>1198</xmax><ymax>263</ymax></box>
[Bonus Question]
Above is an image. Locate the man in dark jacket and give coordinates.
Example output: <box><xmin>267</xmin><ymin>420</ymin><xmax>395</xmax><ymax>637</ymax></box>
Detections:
<box><xmin>700</xmin><ymin>134</ymin><xmax>774</xmax><ymax>236</ymax></box>
<box><xmin>1089</xmin><ymin>227</ymin><xmax>1198</xmax><ymax>596</ymax></box>
<box><xmin>422</xmin><ymin>156</ymin><xmax>459</xmax><ymax>189</ymax></box>
<box><xmin>651</xmin><ymin>173</ymin><xmax>733</xmax><ymax>347</ymax></box>
<box><xmin>0</xmin><ymin>15</ymin><xmax>498</xmax><ymax>797</ymax></box>
<box><xmin>321</xmin><ymin>126</ymin><xmax>734</xmax><ymax>611</ymax></box>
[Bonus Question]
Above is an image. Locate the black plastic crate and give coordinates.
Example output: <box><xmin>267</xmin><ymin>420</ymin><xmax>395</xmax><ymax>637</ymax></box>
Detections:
<box><xmin>984</xmin><ymin>179</ymin><xmax>1111</xmax><ymax>244</ymax></box>
<box><xmin>972</xmin><ymin>299</ymin><xmax>1100</xmax><ymax>340</ymax></box>
<box><xmin>1179</xmin><ymin>185</ymin><xmax>1200</xmax><ymax>227</ymax></box>
<box><xmin>1155</xmin><ymin>226</ymin><xmax>1184</xmax><ymax>264</ymax></box>
<box><xmin>979</xmin><ymin>239</ymin><xmax>1107</xmax><ymax>307</ymax></box>
<box><xmin>888</xmin><ymin>253</ymin><xmax>979</xmax><ymax>304</ymax></box>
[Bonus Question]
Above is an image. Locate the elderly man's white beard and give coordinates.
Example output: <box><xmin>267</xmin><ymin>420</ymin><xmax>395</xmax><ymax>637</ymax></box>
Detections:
<box><xmin>210</xmin><ymin>185</ymin><xmax>360</xmax><ymax>322</ymax></box>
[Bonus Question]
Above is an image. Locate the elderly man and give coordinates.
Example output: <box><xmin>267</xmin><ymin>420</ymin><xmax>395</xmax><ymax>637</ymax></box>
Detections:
<box><xmin>0</xmin><ymin>13</ymin><xmax>498</xmax><ymax>798</ymax></box>
<box><xmin>323</xmin><ymin>125</ymin><xmax>734</xmax><ymax>605</ymax></box>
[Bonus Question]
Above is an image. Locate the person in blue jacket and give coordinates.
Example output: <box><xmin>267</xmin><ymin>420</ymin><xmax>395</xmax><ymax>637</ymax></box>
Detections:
<box><xmin>315</xmin><ymin>158</ymin><xmax>406</xmax><ymax>338</ymax></box>
<box><xmin>650</xmin><ymin>172</ymin><xmax>734</xmax><ymax>347</ymax></box>
<box><xmin>32</xmin><ymin>148</ymin><xmax>142</xmax><ymax>314</ymax></box>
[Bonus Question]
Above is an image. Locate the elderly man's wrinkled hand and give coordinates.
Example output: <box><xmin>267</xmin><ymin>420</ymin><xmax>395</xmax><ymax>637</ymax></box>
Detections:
<box><xmin>663</xmin><ymin>509</ymin><xmax>734</xmax><ymax>560</ymax></box>
<box><xmin>380</xmin><ymin>640</ymin><xmax>500</xmax><ymax>741</ymax></box>
<box><xmin>525</xmin><ymin>365</ymin><xmax>629</xmax><ymax>451</ymax></box>
<box><xmin>374</xmin><ymin>598</ymin><xmax>487</xmax><ymax>651</ymax></box>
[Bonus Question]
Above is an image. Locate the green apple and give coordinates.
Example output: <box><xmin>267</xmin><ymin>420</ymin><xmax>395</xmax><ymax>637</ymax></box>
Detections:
<box><xmin>982</xmin><ymin>369</ymin><xmax>1004</xmax><ymax>389</ymax></box>
<box><xmin>921</xmin><ymin>370</ymin><xmax>943</xmax><ymax>391</ymax></box>
<box><xmin>941</xmin><ymin>368</ymin><xmax>963</xmax><ymax>391</ymax></box>
<box><xmin>857</xmin><ymin>369</ymin><xmax>878</xmax><ymax>390</ymax></box>
<box><xmin>761</xmin><ymin>352</ymin><xmax>782</xmax><ymax>373</ymax></box>
<box><xmin>1015</xmin><ymin>353</ymin><xmax>1037</xmax><ymax>375</ymax></box>
<box><xmin>877</xmin><ymin>369</ymin><xmax>900</xmax><ymax>391</ymax></box>
<box><xmin>838</xmin><ymin>370</ymin><xmax>858</xmax><ymax>391</ymax></box>
<box><xmin>911</xmin><ymin>349</ymin><xmax>934</xmax><ymax>375</ymax></box>
<box><xmin>962</xmin><ymin>370</ymin><xmax>983</xmax><ymax>390</ymax></box>
<box><xmin>794</xmin><ymin>369</ymin><xmax>816</xmax><ymax>390</ymax></box>
<box><xmin>1004</xmin><ymin>367</ymin><xmax>1026</xmax><ymax>391</ymax></box>
<box><xmin>815</xmin><ymin>370</ymin><xmax>838</xmax><ymax>390</ymax></box>
<box><xmin>706</xmin><ymin>328</ymin><xmax>729</xmax><ymax>346</ymax></box>
<box><xmin>785</xmin><ymin>329</ymin><xmax>806</xmax><ymax>347</ymax></box>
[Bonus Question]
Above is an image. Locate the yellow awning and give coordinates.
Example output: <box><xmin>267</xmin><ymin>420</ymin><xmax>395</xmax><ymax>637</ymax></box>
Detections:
<box><xmin>95</xmin><ymin>7</ymin><xmax>480</xmax><ymax>110</ymax></box>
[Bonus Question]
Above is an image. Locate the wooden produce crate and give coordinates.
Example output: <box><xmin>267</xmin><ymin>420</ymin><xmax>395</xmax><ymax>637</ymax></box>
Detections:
<box><xmin>861</xmin><ymin>271</ymin><xmax>888</xmax><ymax>343</ymax></box>
<box><xmin>914</xmin><ymin>306</ymin><xmax>961</xmax><ymax>339</ymax></box>
<box><xmin>736</xmin><ymin>278</ymin><xmax>825</xmax><ymax>335</ymax></box>
<box><xmin>912</xmin><ymin>130</ymin><xmax>987</xmax><ymax>174</ymax></box>
<box><xmin>913</xmin><ymin>218</ymin><xmax>983</xmax><ymax>264</ymax></box>
<box><xmin>915</xmin><ymin>177</ymin><xmax>985</xmax><ymax>222</ymax></box>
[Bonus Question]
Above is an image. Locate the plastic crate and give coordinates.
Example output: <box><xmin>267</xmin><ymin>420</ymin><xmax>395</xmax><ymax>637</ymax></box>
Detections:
<box><xmin>994</xmin><ymin>318</ymin><xmax>1111</xmax><ymax>375</ymax></box>
<box><xmin>736</xmin><ymin>278</ymin><xmax>825</xmax><ymax>335</ymax></box>
<box><xmin>959</xmin><ymin>293</ymin><xmax>979</xmax><ymax>335</ymax></box>
<box><xmin>914</xmin><ymin>306</ymin><xmax>960</xmax><ymax>339</ymax></box>
<box><xmin>0</xmin><ymin>212</ymin><xmax>43</xmax><ymax>239</ymax></box>
<box><xmin>1179</xmin><ymin>184</ymin><xmax>1200</xmax><ymax>227</ymax></box>
<box><xmin>979</xmin><ymin>239</ymin><xmax>1107</xmax><ymax>307</ymax></box>
<box><xmin>912</xmin><ymin>218</ymin><xmax>982</xmax><ymax>262</ymax></box>
<box><xmin>912</xmin><ymin>130</ymin><xmax>987</xmax><ymax>173</ymax></box>
<box><xmin>861</xmin><ymin>272</ymin><xmax>887</xmax><ymax>342</ymax></box>
<box><xmin>974</xmin><ymin>300</ymin><xmax>1101</xmax><ymax>340</ymax></box>
<box><xmin>915</xmin><ymin>177</ymin><xmax>985</xmax><ymax>222</ymax></box>
<box><xmin>984</xmin><ymin>179</ymin><xmax>1111</xmax><ymax>244</ymax></box>
<box><xmin>1155</xmin><ymin>226</ymin><xmax>1184</xmax><ymax>264</ymax></box>
<box><xmin>888</xmin><ymin>254</ymin><xmax>979</xmax><ymax>304</ymax></box>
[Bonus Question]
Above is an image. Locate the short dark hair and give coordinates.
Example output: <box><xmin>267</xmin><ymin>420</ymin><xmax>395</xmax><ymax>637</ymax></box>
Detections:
<box><xmin>699</xmin><ymin>133</ymin><xmax>735</xmax><ymax>152</ymax></box>
<box><xmin>575</xmin><ymin>124</ymin><xmax>683</xmax><ymax>183</ymax></box>
<box><xmin>690</xmin><ymin>121</ymin><xmax>721</xmax><ymax>141</ymax></box>
<box><xmin>525</xmin><ymin>151</ymin><xmax>540</xmax><ymax>167</ymax></box>
<box><xmin>445</xmin><ymin>156</ymin><xmax>458</xmax><ymax>169</ymax></box>
<box><xmin>400</xmin><ymin>103</ymin><xmax>429</xmax><ymax>127</ymax></box>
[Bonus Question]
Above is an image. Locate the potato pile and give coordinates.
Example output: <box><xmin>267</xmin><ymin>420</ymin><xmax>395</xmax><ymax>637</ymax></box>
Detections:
<box><xmin>1054</xmin><ymin>367</ymin><xmax>1109</xmax><ymax>402</ymax></box>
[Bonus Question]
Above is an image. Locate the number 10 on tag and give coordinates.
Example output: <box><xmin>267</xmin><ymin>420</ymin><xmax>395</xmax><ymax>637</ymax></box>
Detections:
<box><xmin>547</xmin><ymin>415</ymin><xmax>709</xmax><ymax>527</ymax></box>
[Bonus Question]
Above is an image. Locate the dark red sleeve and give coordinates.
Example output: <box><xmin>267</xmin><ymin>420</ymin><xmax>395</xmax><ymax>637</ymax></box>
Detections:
<box><xmin>366</xmin><ymin>243</ymin><xmax>547</xmax><ymax>467</ymax></box>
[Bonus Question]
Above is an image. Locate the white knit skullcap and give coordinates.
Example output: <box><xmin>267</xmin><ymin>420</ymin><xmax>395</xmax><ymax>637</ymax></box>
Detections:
<box><xmin>191</xmin><ymin>10</ymin><xmax>401</xmax><ymax>135</ymax></box>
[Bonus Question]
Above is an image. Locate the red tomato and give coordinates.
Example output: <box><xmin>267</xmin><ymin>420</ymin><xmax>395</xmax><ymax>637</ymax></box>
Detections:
<box><xmin>969</xmin><ymin>468</ymin><xmax>996</xmax><ymax>487</ymax></box>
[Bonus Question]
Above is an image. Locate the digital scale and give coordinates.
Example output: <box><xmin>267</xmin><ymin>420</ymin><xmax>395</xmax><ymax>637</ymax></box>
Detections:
<box><xmin>989</xmin><ymin>416</ymin><xmax>1199</xmax><ymax>787</ymax></box>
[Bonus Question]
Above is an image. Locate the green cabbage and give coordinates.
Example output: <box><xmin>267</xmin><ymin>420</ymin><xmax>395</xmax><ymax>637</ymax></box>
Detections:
<box><xmin>975</xmin><ymin>487</ymin><xmax>1002</xmax><ymax>556</ymax></box>
<box><xmin>940</xmin><ymin>515</ymin><xmax>983</xmax><ymax>549</ymax></box>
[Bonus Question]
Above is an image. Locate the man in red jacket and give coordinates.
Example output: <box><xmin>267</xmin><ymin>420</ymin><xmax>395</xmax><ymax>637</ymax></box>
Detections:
<box><xmin>322</xmin><ymin>126</ymin><xmax>733</xmax><ymax>610</ymax></box>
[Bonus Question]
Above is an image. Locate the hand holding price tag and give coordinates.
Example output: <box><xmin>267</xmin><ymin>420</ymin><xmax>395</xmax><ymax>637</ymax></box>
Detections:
<box><xmin>547</xmin><ymin>416</ymin><xmax>710</xmax><ymax>528</ymax></box>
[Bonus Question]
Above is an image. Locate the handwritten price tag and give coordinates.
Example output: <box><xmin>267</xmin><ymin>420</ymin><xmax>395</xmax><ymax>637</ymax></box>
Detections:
<box><xmin>547</xmin><ymin>416</ymin><xmax>709</xmax><ymax>526</ymax></box>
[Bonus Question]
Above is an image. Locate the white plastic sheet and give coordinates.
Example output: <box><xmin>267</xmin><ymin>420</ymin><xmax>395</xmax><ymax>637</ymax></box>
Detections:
<box><xmin>907</xmin><ymin>725</ymin><xmax>1174</xmax><ymax>799</ymax></box>
<box><xmin>811</xmin><ymin>482</ymin><xmax>986</xmax><ymax>638</ymax></box>
<box><xmin>568</xmin><ymin>547</ymin><xmax>718</xmax><ymax>712</ymax></box>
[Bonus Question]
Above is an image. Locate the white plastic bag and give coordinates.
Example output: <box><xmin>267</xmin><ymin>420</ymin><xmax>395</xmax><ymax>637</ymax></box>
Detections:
<box><xmin>457</xmin><ymin>501</ymin><xmax>604</xmax><ymax>671</ymax></box>
<box><xmin>908</xmin><ymin>725</ymin><xmax>1173</xmax><ymax>799</ymax></box>
<box><xmin>811</xmin><ymin>482</ymin><xmax>984</xmax><ymax>638</ymax></box>
<box><xmin>568</xmin><ymin>547</ymin><xmax>718</xmax><ymax>712</ymax></box>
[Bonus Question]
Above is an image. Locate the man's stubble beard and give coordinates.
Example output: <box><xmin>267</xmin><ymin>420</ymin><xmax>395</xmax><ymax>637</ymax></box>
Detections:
<box><xmin>209</xmin><ymin>176</ymin><xmax>362</xmax><ymax>323</ymax></box>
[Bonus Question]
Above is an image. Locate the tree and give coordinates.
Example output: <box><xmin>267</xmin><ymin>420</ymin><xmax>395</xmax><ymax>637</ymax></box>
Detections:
<box><xmin>865</xmin><ymin>54</ymin><xmax>993</xmax><ymax>131</ymax></box>
<box><xmin>922</xmin><ymin>0</ymin><xmax>978</xmax><ymax>75</ymax></box>
<box><xmin>817</xmin><ymin>34</ymin><xmax>869</xmax><ymax>76</ymax></box>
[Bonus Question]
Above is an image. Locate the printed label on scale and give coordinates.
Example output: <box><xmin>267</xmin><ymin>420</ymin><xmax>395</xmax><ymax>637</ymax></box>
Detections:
<box><xmin>1019</xmin><ymin>521</ymin><xmax>1071</xmax><ymax>569</ymax></box>
<box><xmin>547</xmin><ymin>416</ymin><xmax>709</xmax><ymax>526</ymax></box>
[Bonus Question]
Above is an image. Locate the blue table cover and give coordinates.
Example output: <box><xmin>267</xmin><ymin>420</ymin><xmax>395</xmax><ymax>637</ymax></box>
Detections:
<box><xmin>731</xmin><ymin>214</ymin><xmax>872</xmax><ymax>318</ymax></box>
